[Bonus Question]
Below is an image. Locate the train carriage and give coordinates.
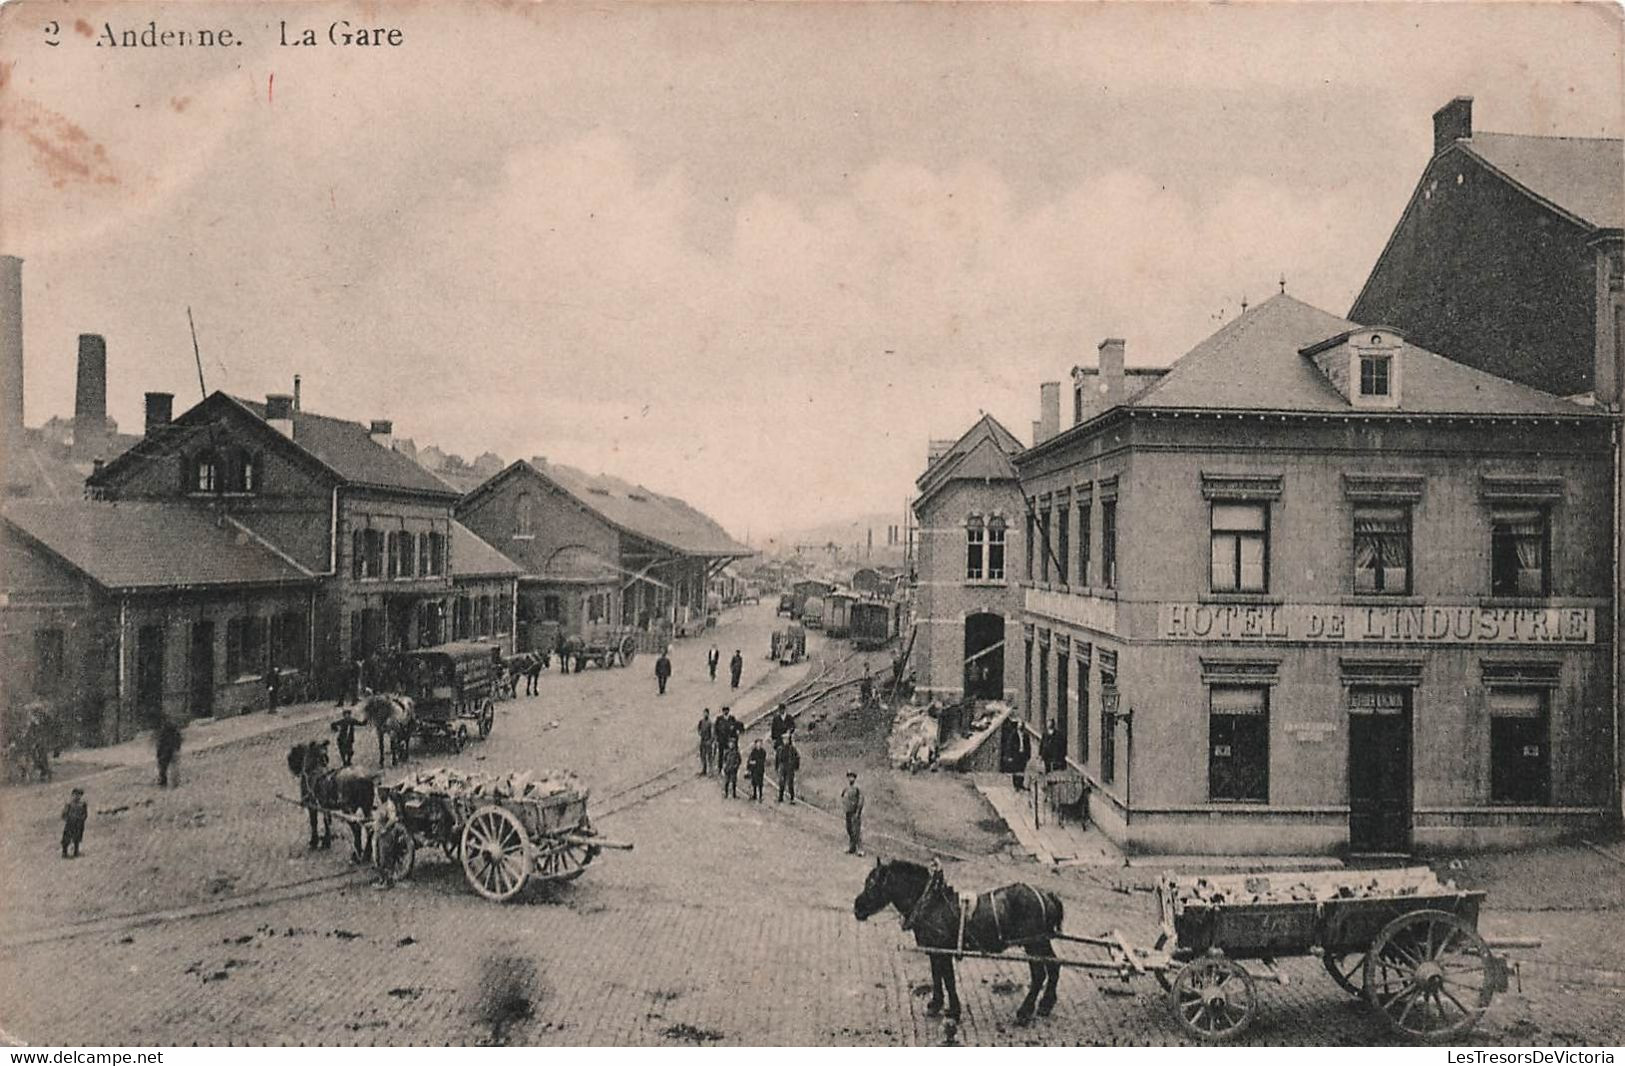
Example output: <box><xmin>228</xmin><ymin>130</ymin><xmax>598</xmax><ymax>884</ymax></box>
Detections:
<box><xmin>851</xmin><ymin>599</ymin><xmax>899</xmax><ymax>650</ymax></box>
<box><xmin>825</xmin><ymin>591</ymin><xmax>854</xmax><ymax>638</ymax></box>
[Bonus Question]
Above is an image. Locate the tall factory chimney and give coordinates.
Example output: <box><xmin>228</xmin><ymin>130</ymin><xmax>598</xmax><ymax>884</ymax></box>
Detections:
<box><xmin>0</xmin><ymin>255</ymin><xmax>22</xmax><ymax>443</ymax></box>
<box><xmin>73</xmin><ymin>333</ymin><xmax>108</xmax><ymax>458</ymax></box>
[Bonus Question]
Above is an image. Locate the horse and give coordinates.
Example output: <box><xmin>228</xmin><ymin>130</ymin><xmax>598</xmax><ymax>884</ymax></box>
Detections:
<box><xmin>363</xmin><ymin>693</ymin><xmax>416</xmax><ymax>766</ymax></box>
<box><xmin>286</xmin><ymin>740</ymin><xmax>376</xmax><ymax>854</ymax></box>
<box><xmin>854</xmin><ymin>858</ymin><xmax>1064</xmax><ymax>1023</ymax></box>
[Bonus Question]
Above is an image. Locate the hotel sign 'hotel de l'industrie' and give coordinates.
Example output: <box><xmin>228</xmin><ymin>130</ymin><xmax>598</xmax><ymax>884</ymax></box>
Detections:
<box><xmin>1158</xmin><ymin>602</ymin><xmax>1596</xmax><ymax>646</ymax></box>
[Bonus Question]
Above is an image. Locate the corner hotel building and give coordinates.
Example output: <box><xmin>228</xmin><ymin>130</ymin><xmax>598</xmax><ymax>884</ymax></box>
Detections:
<box><xmin>1012</xmin><ymin>294</ymin><xmax>1615</xmax><ymax>855</ymax></box>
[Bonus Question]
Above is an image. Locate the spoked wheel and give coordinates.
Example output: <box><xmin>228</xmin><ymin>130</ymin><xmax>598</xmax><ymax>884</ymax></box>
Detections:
<box><xmin>619</xmin><ymin>636</ymin><xmax>638</xmax><ymax>668</ymax></box>
<box><xmin>376</xmin><ymin>823</ymin><xmax>416</xmax><ymax>883</ymax></box>
<box><xmin>533</xmin><ymin>833</ymin><xmax>599</xmax><ymax>885</ymax></box>
<box><xmin>479</xmin><ymin>700</ymin><xmax>495</xmax><ymax>738</ymax></box>
<box><xmin>461</xmin><ymin>805</ymin><xmax>532</xmax><ymax>902</ymax></box>
<box><xmin>1364</xmin><ymin>909</ymin><xmax>1496</xmax><ymax>1039</ymax></box>
<box><xmin>1169</xmin><ymin>955</ymin><xmax>1257</xmax><ymax>1043</ymax></box>
<box><xmin>1323</xmin><ymin>951</ymin><xmax>1367</xmax><ymax>998</ymax></box>
<box><xmin>453</xmin><ymin>724</ymin><xmax>469</xmax><ymax>753</ymax></box>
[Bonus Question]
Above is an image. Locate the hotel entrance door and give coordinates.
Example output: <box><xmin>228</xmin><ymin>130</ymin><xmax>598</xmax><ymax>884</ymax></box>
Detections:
<box><xmin>1348</xmin><ymin>688</ymin><xmax>1412</xmax><ymax>854</ymax></box>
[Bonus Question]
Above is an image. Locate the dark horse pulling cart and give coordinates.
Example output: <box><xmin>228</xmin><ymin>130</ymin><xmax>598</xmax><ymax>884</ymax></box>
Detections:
<box><xmin>401</xmin><ymin>642</ymin><xmax>500</xmax><ymax>752</ymax></box>
<box><xmin>856</xmin><ymin>859</ymin><xmax>1526</xmax><ymax>1042</ymax></box>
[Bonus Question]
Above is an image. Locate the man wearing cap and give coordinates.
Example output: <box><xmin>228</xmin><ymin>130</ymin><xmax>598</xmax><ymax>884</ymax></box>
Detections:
<box><xmin>775</xmin><ymin>735</ymin><xmax>800</xmax><ymax>803</ymax></box>
<box><xmin>841</xmin><ymin>772</ymin><xmax>865</xmax><ymax>855</ymax></box>
<box><xmin>697</xmin><ymin>708</ymin><xmax>716</xmax><ymax>776</ymax></box>
<box><xmin>61</xmin><ymin>786</ymin><xmax>88</xmax><ymax>858</ymax></box>
<box><xmin>331</xmin><ymin>706</ymin><xmax>360</xmax><ymax>768</ymax></box>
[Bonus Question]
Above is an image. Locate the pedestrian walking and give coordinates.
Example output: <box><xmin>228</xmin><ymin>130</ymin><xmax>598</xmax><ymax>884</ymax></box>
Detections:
<box><xmin>60</xmin><ymin>786</ymin><xmax>87</xmax><ymax>859</ymax></box>
<box><xmin>1039</xmin><ymin>722</ymin><xmax>1066</xmax><ymax>773</ymax></box>
<box><xmin>841</xmin><ymin>772</ymin><xmax>865</xmax><ymax>855</ymax></box>
<box><xmin>707</xmin><ymin>644</ymin><xmax>721</xmax><ymax>682</ymax></box>
<box><xmin>729</xmin><ymin>649</ymin><xmax>743</xmax><ymax>689</ymax></box>
<box><xmin>156</xmin><ymin>720</ymin><xmax>183</xmax><ymax>788</ymax></box>
<box><xmin>697</xmin><ymin>709</ymin><xmax>716</xmax><ymax>776</ymax></box>
<box><xmin>331</xmin><ymin>707</ymin><xmax>360</xmax><ymax>768</ymax></box>
<box><xmin>721</xmin><ymin>744</ymin><xmax>741</xmax><ymax>799</ymax></box>
<box><xmin>655</xmin><ymin>649</ymin><xmax>673</xmax><ymax>695</ymax></box>
<box><xmin>746</xmin><ymin>739</ymin><xmax>767</xmax><ymax>801</ymax></box>
<box><xmin>776</xmin><ymin>736</ymin><xmax>800</xmax><ymax>803</ymax></box>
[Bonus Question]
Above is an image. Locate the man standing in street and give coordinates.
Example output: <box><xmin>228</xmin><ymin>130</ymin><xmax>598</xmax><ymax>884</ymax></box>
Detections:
<box><xmin>707</xmin><ymin>644</ymin><xmax>721</xmax><ymax>682</ymax></box>
<box><xmin>746</xmin><ymin>739</ymin><xmax>767</xmax><ymax>801</ymax></box>
<box><xmin>697</xmin><ymin>708</ymin><xmax>716</xmax><ymax>776</ymax></box>
<box><xmin>1039</xmin><ymin>722</ymin><xmax>1066</xmax><ymax>773</ymax></box>
<box><xmin>776</xmin><ymin>735</ymin><xmax>800</xmax><ymax>803</ymax></box>
<box><xmin>60</xmin><ymin>786</ymin><xmax>87</xmax><ymax>859</ymax></box>
<box><xmin>769</xmin><ymin>705</ymin><xmax>793</xmax><ymax>751</ymax></box>
<box><xmin>331</xmin><ymin>707</ymin><xmax>360</xmax><ymax>768</ymax></box>
<box><xmin>721</xmin><ymin>743</ymin><xmax>741</xmax><ymax>799</ymax></box>
<box><xmin>729</xmin><ymin>649</ymin><xmax>744</xmax><ymax>689</ymax></box>
<box><xmin>841</xmin><ymin>772</ymin><xmax>865</xmax><ymax>855</ymax></box>
<box><xmin>655</xmin><ymin>648</ymin><xmax>672</xmax><ymax>696</ymax></box>
<box><xmin>156</xmin><ymin>720</ymin><xmax>183</xmax><ymax>788</ymax></box>
<box><xmin>715</xmin><ymin>706</ymin><xmax>739</xmax><ymax>760</ymax></box>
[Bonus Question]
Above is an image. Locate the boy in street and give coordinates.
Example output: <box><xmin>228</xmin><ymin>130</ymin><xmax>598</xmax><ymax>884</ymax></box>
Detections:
<box><xmin>697</xmin><ymin>708</ymin><xmax>716</xmax><ymax>776</ymax></box>
<box><xmin>60</xmin><ymin>787</ymin><xmax>87</xmax><ymax>858</ymax></box>
<box><xmin>745</xmin><ymin>739</ymin><xmax>767</xmax><ymax>801</ymax></box>
<box><xmin>331</xmin><ymin>707</ymin><xmax>360</xmax><ymax>767</ymax></box>
<box><xmin>841</xmin><ymin>772</ymin><xmax>864</xmax><ymax>855</ymax></box>
<box><xmin>721</xmin><ymin>743</ymin><xmax>742</xmax><ymax>799</ymax></box>
<box><xmin>776</xmin><ymin>736</ymin><xmax>800</xmax><ymax>803</ymax></box>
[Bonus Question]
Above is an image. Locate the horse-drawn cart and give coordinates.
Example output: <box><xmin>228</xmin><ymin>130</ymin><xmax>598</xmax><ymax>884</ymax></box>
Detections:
<box><xmin>402</xmin><ymin>642</ymin><xmax>501</xmax><ymax>751</ymax></box>
<box><xmin>378</xmin><ymin>767</ymin><xmax>632</xmax><ymax>901</ymax></box>
<box><xmin>560</xmin><ymin>625</ymin><xmax>639</xmax><ymax>671</ymax></box>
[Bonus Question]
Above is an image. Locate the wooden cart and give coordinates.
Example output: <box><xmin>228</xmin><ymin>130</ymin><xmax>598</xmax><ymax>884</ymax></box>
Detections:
<box><xmin>402</xmin><ymin>642</ymin><xmax>501</xmax><ymax>751</ymax></box>
<box><xmin>377</xmin><ymin>769</ymin><xmax>632</xmax><ymax>901</ymax></box>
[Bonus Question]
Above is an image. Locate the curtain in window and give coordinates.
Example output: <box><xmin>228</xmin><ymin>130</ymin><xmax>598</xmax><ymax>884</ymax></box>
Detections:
<box><xmin>1354</xmin><ymin>507</ymin><xmax>1409</xmax><ymax>592</ymax></box>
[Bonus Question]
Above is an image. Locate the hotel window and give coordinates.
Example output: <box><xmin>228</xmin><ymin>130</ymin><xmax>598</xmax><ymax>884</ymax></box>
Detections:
<box><xmin>387</xmin><ymin>532</ymin><xmax>401</xmax><ymax>580</ymax></box>
<box><xmin>1101</xmin><ymin>500</ymin><xmax>1118</xmax><ymax>590</ymax></box>
<box><xmin>1208</xmin><ymin>687</ymin><xmax>1270</xmax><ymax>802</ymax></box>
<box><xmin>987</xmin><ymin>518</ymin><xmax>1006</xmax><ymax>581</ymax></box>
<box><xmin>192</xmin><ymin>452</ymin><xmax>219</xmax><ymax>493</ymax></box>
<box><xmin>1039</xmin><ymin>505</ymin><xmax>1052</xmax><ymax>583</ymax></box>
<box><xmin>352</xmin><ymin>531</ymin><xmax>365</xmax><ymax>579</ymax></box>
<box><xmin>1056</xmin><ymin>504</ymin><xmax>1070</xmax><ymax>585</ymax></box>
<box><xmin>399</xmin><ymin>532</ymin><xmax>416</xmax><ymax>578</ymax></box>
<box><xmin>1210</xmin><ymin>502</ymin><xmax>1268</xmax><ymax>592</ymax></box>
<box><xmin>1075</xmin><ymin>645</ymin><xmax>1091</xmax><ymax>763</ymax></box>
<box><xmin>1024</xmin><ymin>638</ymin><xmax>1034</xmax><ymax>724</ymax></box>
<box><xmin>423</xmin><ymin>532</ymin><xmax>445</xmax><ymax>577</ymax></box>
<box><xmin>33</xmin><ymin>628</ymin><xmax>65</xmax><ymax>695</ymax></box>
<box><xmin>1353</xmin><ymin>506</ymin><xmax>1411</xmax><ymax>594</ymax></box>
<box><xmin>1489</xmin><ymin>689</ymin><xmax>1549</xmax><ymax>804</ymax></box>
<box><xmin>1077</xmin><ymin>498</ymin><xmax>1092</xmax><ymax>588</ymax></box>
<box><xmin>1490</xmin><ymin>509</ymin><xmax>1549</xmax><ymax>597</ymax></box>
<box><xmin>965</xmin><ymin>517</ymin><xmax>985</xmax><ymax>580</ymax></box>
<box><xmin>1099</xmin><ymin>652</ymin><xmax>1118</xmax><ymax>784</ymax></box>
<box><xmin>1023</xmin><ymin>505</ymin><xmax>1035</xmax><ymax>581</ymax></box>
<box><xmin>1359</xmin><ymin>355</ymin><xmax>1392</xmax><ymax>398</ymax></box>
<box><xmin>366</xmin><ymin>530</ymin><xmax>385</xmax><ymax>579</ymax></box>
<box><xmin>516</xmin><ymin>492</ymin><xmax>535</xmax><ymax>537</ymax></box>
<box><xmin>1038</xmin><ymin>641</ymin><xmax>1050</xmax><ymax>728</ymax></box>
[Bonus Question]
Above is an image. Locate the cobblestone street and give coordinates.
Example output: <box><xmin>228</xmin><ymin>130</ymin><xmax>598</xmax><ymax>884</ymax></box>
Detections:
<box><xmin>2</xmin><ymin>605</ymin><xmax>1623</xmax><ymax>1046</ymax></box>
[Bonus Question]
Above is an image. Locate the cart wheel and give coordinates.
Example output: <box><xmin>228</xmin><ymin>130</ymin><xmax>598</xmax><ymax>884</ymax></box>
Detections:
<box><xmin>479</xmin><ymin>700</ymin><xmax>494</xmax><ymax>738</ymax></box>
<box><xmin>377</xmin><ymin>823</ymin><xmax>416</xmax><ymax>882</ymax></box>
<box><xmin>453</xmin><ymin>724</ymin><xmax>469</xmax><ymax>753</ymax></box>
<box><xmin>1168</xmin><ymin>956</ymin><xmax>1257</xmax><ymax>1043</ymax></box>
<box><xmin>533</xmin><ymin>830</ymin><xmax>599</xmax><ymax>885</ymax></box>
<box><xmin>1323</xmin><ymin>952</ymin><xmax>1367</xmax><ymax>998</ymax></box>
<box><xmin>1152</xmin><ymin>932</ymin><xmax>1185</xmax><ymax>994</ymax></box>
<box><xmin>1364</xmin><ymin>909</ymin><xmax>1494</xmax><ymax>1039</ymax></box>
<box><xmin>619</xmin><ymin>636</ymin><xmax>638</xmax><ymax>667</ymax></box>
<box><xmin>461</xmin><ymin>805</ymin><xmax>531</xmax><ymax>902</ymax></box>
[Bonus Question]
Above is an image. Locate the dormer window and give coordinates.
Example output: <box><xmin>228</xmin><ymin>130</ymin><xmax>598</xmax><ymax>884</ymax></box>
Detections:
<box><xmin>1359</xmin><ymin>354</ymin><xmax>1391</xmax><ymax>398</ymax></box>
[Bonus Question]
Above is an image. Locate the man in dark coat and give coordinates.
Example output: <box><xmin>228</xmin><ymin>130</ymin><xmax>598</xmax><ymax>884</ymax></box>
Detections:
<box><xmin>775</xmin><ymin>736</ymin><xmax>801</xmax><ymax>803</ymax></box>
<box><xmin>707</xmin><ymin>644</ymin><xmax>721</xmax><ymax>682</ymax></box>
<box><xmin>729</xmin><ymin>649</ymin><xmax>744</xmax><ymax>689</ymax></box>
<box><xmin>714</xmin><ymin>706</ymin><xmax>740</xmax><ymax>758</ymax></box>
<box><xmin>721</xmin><ymin>744</ymin><xmax>742</xmax><ymax>799</ymax></box>
<box><xmin>697</xmin><ymin>708</ymin><xmax>716</xmax><ymax>776</ymax></box>
<box><xmin>1000</xmin><ymin>718</ymin><xmax>1032</xmax><ymax>791</ymax></box>
<box><xmin>61</xmin><ymin>786</ymin><xmax>87</xmax><ymax>858</ymax></box>
<box><xmin>1039</xmin><ymin>722</ymin><xmax>1066</xmax><ymax>773</ymax></box>
<box><xmin>655</xmin><ymin>650</ymin><xmax>672</xmax><ymax>695</ymax></box>
<box><xmin>745</xmin><ymin>739</ymin><xmax>767</xmax><ymax>801</ymax></box>
<box><xmin>156</xmin><ymin>721</ymin><xmax>183</xmax><ymax>788</ymax></box>
<box><xmin>331</xmin><ymin>707</ymin><xmax>360</xmax><ymax>767</ymax></box>
<box><xmin>769</xmin><ymin>705</ymin><xmax>793</xmax><ymax>750</ymax></box>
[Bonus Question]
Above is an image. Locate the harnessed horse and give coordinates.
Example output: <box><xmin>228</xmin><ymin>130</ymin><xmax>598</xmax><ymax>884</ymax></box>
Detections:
<box><xmin>854</xmin><ymin>857</ymin><xmax>1064</xmax><ymax>1022</ymax></box>
<box><xmin>287</xmin><ymin>740</ymin><xmax>376</xmax><ymax>854</ymax></box>
<box><xmin>363</xmin><ymin>693</ymin><xmax>416</xmax><ymax>766</ymax></box>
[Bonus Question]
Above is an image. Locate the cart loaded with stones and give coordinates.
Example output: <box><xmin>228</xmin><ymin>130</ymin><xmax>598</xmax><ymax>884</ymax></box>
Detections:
<box><xmin>375</xmin><ymin>767</ymin><xmax>632</xmax><ymax>901</ymax></box>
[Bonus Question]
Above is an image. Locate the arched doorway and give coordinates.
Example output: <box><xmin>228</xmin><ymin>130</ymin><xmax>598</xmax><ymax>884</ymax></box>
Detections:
<box><xmin>963</xmin><ymin>612</ymin><xmax>1005</xmax><ymax>701</ymax></box>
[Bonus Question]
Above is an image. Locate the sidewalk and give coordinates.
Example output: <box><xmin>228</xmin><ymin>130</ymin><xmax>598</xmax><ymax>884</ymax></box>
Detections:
<box><xmin>969</xmin><ymin>772</ymin><xmax>1123</xmax><ymax>867</ymax></box>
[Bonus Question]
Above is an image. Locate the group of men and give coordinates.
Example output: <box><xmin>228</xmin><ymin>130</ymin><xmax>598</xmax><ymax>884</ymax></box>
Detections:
<box><xmin>659</xmin><ymin>644</ymin><xmax>746</xmax><ymax>695</ymax></box>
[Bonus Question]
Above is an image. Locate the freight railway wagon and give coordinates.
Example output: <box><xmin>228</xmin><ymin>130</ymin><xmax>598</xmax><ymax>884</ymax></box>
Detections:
<box><xmin>825</xmin><ymin>591</ymin><xmax>854</xmax><ymax>638</ymax></box>
<box><xmin>851</xmin><ymin>598</ymin><xmax>902</xmax><ymax>650</ymax></box>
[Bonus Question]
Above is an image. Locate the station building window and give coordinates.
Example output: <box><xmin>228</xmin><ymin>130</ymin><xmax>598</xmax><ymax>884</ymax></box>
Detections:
<box><xmin>1208</xmin><ymin>686</ymin><xmax>1270</xmax><ymax>802</ymax></box>
<box><xmin>1099</xmin><ymin>651</ymin><xmax>1118</xmax><ymax>784</ymax></box>
<box><xmin>269</xmin><ymin>612</ymin><xmax>307</xmax><ymax>669</ymax></box>
<box><xmin>1489</xmin><ymin>689</ymin><xmax>1549</xmax><ymax>804</ymax></box>
<box><xmin>543</xmin><ymin>595</ymin><xmax>562</xmax><ymax>622</ymax></box>
<box><xmin>1056</xmin><ymin>502</ymin><xmax>1070</xmax><ymax>586</ymax></box>
<box><xmin>965</xmin><ymin>517</ymin><xmax>985</xmax><ymax>580</ymax></box>
<box><xmin>1490</xmin><ymin>509</ymin><xmax>1549</xmax><ymax>597</ymax></box>
<box><xmin>1210</xmin><ymin>502</ymin><xmax>1268</xmax><ymax>593</ymax></box>
<box><xmin>1039</xmin><ymin>505</ymin><xmax>1052</xmax><ymax>583</ymax></box>
<box><xmin>1353</xmin><ymin>505</ymin><xmax>1411</xmax><ymax>594</ymax></box>
<box><xmin>1076</xmin><ymin>497</ymin><xmax>1092</xmax><ymax>588</ymax></box>
<box><xmin>233</xmin><ymin>450</ymin><xmax>261</xmax><ymax>493</ymax></box>
<box><xmin>987</xmin><ymin>518</ymin><xmax>1006</xmax><ymax>581</ymax></box>
<box><xmin>192</xmin><ymin>452</ymin><xmax>220</xmax><ymax>493</ymax></box>
<box><xmin>226</xmin><ymin>616</ymin><xmax>266</xmax><ymax>679</ymax></box>
<box><xmin>1075</xmin><ymin>644</ymin><xmax>1091</xmax><ymax>763</ymax></box>
<box><xmin>1023</xmin><ymin>636</ymin><xmax>1034</xmax><ymax>724</ymax></box>
<box><xmin>516</xmin><ymin>492</ymin><xmax>535</xmax><ymax>537</ymax></box>
<box><xmin>1024</xmin><ymin>504</ymin><xmax>1036</xmax><ymax>581</ymax></box>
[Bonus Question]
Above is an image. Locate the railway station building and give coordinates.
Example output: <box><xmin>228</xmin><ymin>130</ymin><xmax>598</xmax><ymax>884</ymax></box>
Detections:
<box><xmin>1014</xmin><ymin>294</ymin><xmax>1616</xmax><ymax>856</ymax></box>
<box><xmin>909</xmin><ymin>415</ymin><xmax>1026</xmax><ymax>704</ymax></box>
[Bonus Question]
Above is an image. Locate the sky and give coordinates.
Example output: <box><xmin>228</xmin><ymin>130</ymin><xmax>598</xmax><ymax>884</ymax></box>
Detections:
<box><xmin>2</xmin><ymin>1</ymin><xmax>1621</xmax><ymax>539</ymax></box>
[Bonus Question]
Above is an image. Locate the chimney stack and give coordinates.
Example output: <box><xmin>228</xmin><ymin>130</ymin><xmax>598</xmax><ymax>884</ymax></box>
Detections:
<box><xmin>265</xmin><ymin>393</ymin><xmax>295</xmax><ymax>438</ymax></box>
<box><xmin>369</xmin><ymin>419</ymin><xmax>393</xmax><ymax>450</ymax></box>
<box><xmin>293</xmin><ymin>374</ymin><xmax>302</xmax><ymax>411</ymax></box>
<box><xmin>1031</xmin><ymin>419</ymin><xmax>1043</xmax><ymax>445</ymax></box>
<box><xmin>73</xmin><ymin>334</ymin><xmax>108</xmax><ymax>457</ymax></box>
<box><xmin>144</xmin><ymin>392</ymin><xmax>173</xmax><ymax>437</ymax></box>
<box><xmin>1038</xmin><ymin>381</ymin><xmax>1061</xmax><ymax>442</ymax></box>
<box><xmin>1098</xmin><ymin>338</ymin><xmax>1126</xmax><ymax>408</ymax></box>
<box><xmin>0</xmin><ymin>255</ymin><xmax>21</xmax><ymax>443</ymax></box>
<box><xmin>1433</xmin><ymin>96</ymin><xmax>1473</xmax><ymax>155</ymax></box>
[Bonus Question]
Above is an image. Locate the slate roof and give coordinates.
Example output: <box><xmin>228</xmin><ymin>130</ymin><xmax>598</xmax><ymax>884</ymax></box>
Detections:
<box><xmin>231</xmin><ymin>397</ymin><xmax>457</xmax><ymax>496</ymax></box>
<box><xmin>466</xmin><ymin>460</ymin><xmax>752</xmax><ymax>559</ymax></box>
<box><xmin>915</xmin><ymin>414</ymin><xmax>1024</xmax><ymax>506</ymax></box>
<box><xmin>451</xmin><ymin>520</ymin><xmax>521</xmax><ymax>579</ymax></box>
<box><xmin>1125</xmin><ymin>294</ymin><xmax>1596</xmax><ymax>417</ymax></box>
<box><xmin>2</xmin><ymin>500</ymin><xmax>315</xmax><ymax>591</ymax></box>
<box><xmin>1458</xmin><ymin>133</ymin><xmax>1624</xmax><ymax>230</ymax></box>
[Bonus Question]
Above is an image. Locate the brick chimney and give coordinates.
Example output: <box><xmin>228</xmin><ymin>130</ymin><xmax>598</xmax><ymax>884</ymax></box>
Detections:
<box><xmin>144</xmin><ymin>392</ymin><xmax>173</xmax><ymax>437</ymax></box>
<box><xmin>0</xmin><ymin>255</ymin><xmax>21</xmax><ymax>443</ymax></box>
<box><xmin>293</xmin><ymin>374</ymin><xmax>302</xmax><ymax>411</ymax></box>
<box><xmin>265</xmin><ymin>393</ymin><xmax>295</xmax><ymax>438</ymax></box>
<box><xmin>1098</xmin><ymin>338</ymin><xmax>1126</xmax><ymax>408</ymax></box>
<box><xmin>1433</xmin><ymin>96</ymin><xmax>1473</xmax><ymax>155</ymax></box>
<box><xmin>73</xmin><ymin>334</ymin><xmax>108</xmax><ymax>457</ymax></box>
<box><xmin>1038</xmin><ymin>382</ymin><xmax>1061</xmax><ymax>442</ymax></box>
<box><xmin>369</xmin><ymin>419</ymin><xmax>393</xmax><ymax>450</ymax></box>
